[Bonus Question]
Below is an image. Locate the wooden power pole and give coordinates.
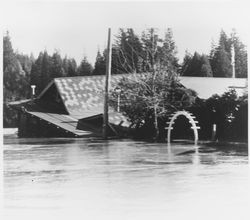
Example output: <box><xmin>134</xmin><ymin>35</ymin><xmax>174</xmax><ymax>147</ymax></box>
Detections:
<box><xmin>103</xmin><ymin>28</ymin><xmax>112</xmax><ymax>139</ymax></box>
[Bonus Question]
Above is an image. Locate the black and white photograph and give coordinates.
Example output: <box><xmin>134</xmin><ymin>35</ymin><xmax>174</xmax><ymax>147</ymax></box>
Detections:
<box><xmin>1</xmin><ymin>1</ymin><xmax>249</xmax><ymax>220</ymax></box>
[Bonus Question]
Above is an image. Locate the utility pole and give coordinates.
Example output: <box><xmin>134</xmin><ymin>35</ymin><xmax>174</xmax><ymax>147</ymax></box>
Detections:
<box><xmin>103</xmin><ymin>28</ymin><xmax>112</xmax><ymax>139</ymax></box>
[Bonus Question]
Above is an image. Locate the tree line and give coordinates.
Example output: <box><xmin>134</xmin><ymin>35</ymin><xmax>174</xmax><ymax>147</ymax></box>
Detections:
<box><xmin>3</xmin><ymin>28</ymin><xmax>248</xmax><ymax>127</ymax></box>
<box><xmin>110</xmin><ymin>28</ymin><xmax>247</xmax><ymax>77</ymax></box>
<box><xmin>181</xmin><ymin>29</ymin><xmax>247</xmax><ymax>78</ymax></box>
<box><xmin>91</xmin><ymin>28</ymin><xmax>247</xmax><ymax>78</ymax></box>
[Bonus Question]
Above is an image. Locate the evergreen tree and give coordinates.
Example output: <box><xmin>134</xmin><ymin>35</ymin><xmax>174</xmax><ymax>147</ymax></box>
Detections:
<box><xmin>112</xmin><ymin>28</ymin><xmax>143</xmax><ymax>74</ymax></box>
<box><xmin>15</xmin><ymin>53</ymin><xmax>33</xmax><ymax>76</ymax></box>
<box><xmin>140</xmin><ymin>28</ymin><xmax>179</xmax><ymax>72</ymax></box>
<box><xmin>158</xmin><ymin>28</ymin><xmax>179</xmax><ymax>71</ymax></box>
<box><xmin>3</xmin><ymin>31</ymin><xmax>14</xmax><ymax>70</ymax></box>
<box><xmin>182</xmin><ymin>52</ymin><xmax>201</xmax><ymax>76</ymax></box>
<box><xmin>111</xmin><ymin>47</ymin><xmax>124</xmax><ymax>74</ymax></box>
<box><xmin>3</xmin><ymin>32</ymin><xmax>30</xmax><ymax>127</ymax></box>
<box><xmin>30</xmin><ymin>53</ymin><xmax>35</xmax><ymax>63</ymax></box>
<box><xmin>30</xmin><ymin>52</ymin><xmax>44</xmax><ymax>94</ymax></box>
<box><xmin>62</xmin><ymin>56</ymin><xmax>77</xmax><ymax>77</ymax></box>
<box><xmin>200</xmin><ymin>54</ymin><xmax>213</xmax><ymax>77</ymax></box>
<box><xmin>3</xmin><ymin>32</ymin><xmax>30</xmax><ymax>98</ymax></box>
<box><xmin>219</xmin><ymin>30</ymin><xmax>231</xmax><ymax>53</ymax></box>
<box><xmin>77</xmin><ymin>56</ymin><xmax>93</xmax><ymax>76</ymax></box>
<box><xmin>113</xmin><ymin>29</ymin><xmax>129</xmax><ymax>73</ymax></box>
<box><xmin>181</xmin><ymin>52</ymin><xmax>213</xmax><ymax>77</ymax></box>
<box><xmin>211</xmin><ymin>43</ymin><xmax>232</xmax><ymax>77</ymax></box>
<box><xmin>62</xmin><ymin>56</ymin><xmax>69</xmax><ymax>76</ymax></box>
<box><xmin>3</xmin><ymin>32</ymin><xmax>19</xmax><ymax>91</ymax></box>
<box><xmin>209</xmin><ymin>39</ymin><xmax>217</xmax><ymax>60</ymax></box>
<box><xmin>122</xmin><ymin>28</ymin><xmax>143</xmax><ymax>73</ymax></box>
<box><xmin>111</xmin><ymin>28</ymin><xmax>179</xmax><ymax>74</ymax></box>
<box><xmin>209</xmin><ymin>30</ymin><xmax>244</xmax><ymax>78</ymax></box>
<box><xmin>141</xmin><ymin>28</ymin><xmax>160</xmax><ymax>72</ymax></box>
<box><xmin>51</xmin><ymin>51</ymin><xmax>65</xmax><ymax>78</ymax></box>
<box><xmin>30</xmin><ymin>51</ymin><xmax>52</xmax><ymax>94</ymax></box>
<box><xmin>92</xmin><ymin>50</ymin><xmax>106</xmax><ymax>75</ymax></box>
<box><xmin>180</xmin><ymin>50</ymin><xmax>192</xmax><ymax>76</ymax></box>
<box><xmin>41</xmin><ymin>51</ymin><xmax>52</xmax><ymax>88</ymax></box>
<box><xmin>67</xmin><ymin>58</ymin><xmax>78</xmax><ymax>77</ymax></box>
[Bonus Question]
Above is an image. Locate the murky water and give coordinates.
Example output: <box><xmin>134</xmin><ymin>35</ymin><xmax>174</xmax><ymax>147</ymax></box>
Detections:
<box><xmin>3</xmin><ymin>135</ymin><xmax>250</xmax><ymax>220</ymax></box>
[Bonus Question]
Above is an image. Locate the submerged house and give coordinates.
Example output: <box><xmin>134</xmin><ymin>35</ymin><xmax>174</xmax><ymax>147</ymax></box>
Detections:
<box><xmin>9</xmin><ymin>74</ymin><xmax>247</xmax><ymax>138</ymax></box>
<box><xmin>10</xmin><ymin>75</ymin><xmax>131</xmax><ymax>137</ymax></box>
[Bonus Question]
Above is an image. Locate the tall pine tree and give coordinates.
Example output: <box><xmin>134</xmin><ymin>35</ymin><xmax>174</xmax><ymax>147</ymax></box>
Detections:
<box><xmin>158</xmin><ymin>28</ymin><xmax>179</xmax><ymax>71</ymax></box>
<box><xmin>209</xmin><ymin>29</ymin><xmax>247</xmax><ymax>78</ymax></box>
<box><xmin>77</xmin><ymin>56</ymin><xmax>93</xmax><ymax>76</ymax></box>
<box><xmin>41</xmin><ymin>51</ymin><xmax>52</xmax><ymax>88</ymax></box>
<box><xmin>200</xmin><ymin>54</ymin><xmax>213</xmax><ymax>77</ymax></box>
<box><xmin>51</xmin><ymin>51</ymin><xmax>65</xmax><ymax>78</ymax></box>
<box><xmin>113</xmin><ymin>28</ymin><xmax>143</xmax><ymax>73</ymax></box>
<box><xmin>181</xmin><ymin>52</ymin><xmax>213</xmax><ymax>77</ymax></box>
<box><xmin>92</xmin><ymin>50</ymin><xmax>106</xmax><ymax>75</ymax></box>
<box><xmin>141</xmin><ymin>28</ymin><xmax>160</xmax><ymax>72</ymax></box>
<box><xmin>30</xmin><ymin>51</ymin><xmax>52</xmax><ymax>94</ymax></box>
<box><xmin>63</xmin><ymin>56</ymin><xmax>77</xmax><ymax>77</ymax></box>
<box><xmin>3</xmin><ymin>32</ymin><xmax>30</xmax><ymax>127</ymax></box>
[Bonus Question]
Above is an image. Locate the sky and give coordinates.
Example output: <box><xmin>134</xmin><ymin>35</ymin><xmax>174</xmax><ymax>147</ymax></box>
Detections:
<box><xmin>1</xmin><ymin>1</ymin><xmax>250</xmax><ymax>65</ymax></box>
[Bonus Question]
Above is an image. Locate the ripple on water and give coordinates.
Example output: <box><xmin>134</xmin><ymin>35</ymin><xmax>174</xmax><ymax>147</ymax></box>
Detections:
<box><xmin>3</xmin><ymin>136</ymin><xmax>249</xmax><ymax>218</ymax></box>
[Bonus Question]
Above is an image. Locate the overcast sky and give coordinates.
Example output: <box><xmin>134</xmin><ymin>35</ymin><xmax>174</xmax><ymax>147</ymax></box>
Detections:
<box><xmin>2</xmin><ymin>1</ymin><xmax>249</xmax><ymax>65</ymax></box>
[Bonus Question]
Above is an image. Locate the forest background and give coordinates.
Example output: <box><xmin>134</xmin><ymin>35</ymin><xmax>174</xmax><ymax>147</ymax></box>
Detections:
<box><xmin>3</xmin><ymin>28</ymin><xmax>248</xmax><ymax>128</ymax></box>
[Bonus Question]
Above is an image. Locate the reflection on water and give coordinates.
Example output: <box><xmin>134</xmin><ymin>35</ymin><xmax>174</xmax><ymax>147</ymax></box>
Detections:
<box><xmin>3</xmin><ymin>137</ymin><xmax>250</xmax><ymax>220</ymax></box>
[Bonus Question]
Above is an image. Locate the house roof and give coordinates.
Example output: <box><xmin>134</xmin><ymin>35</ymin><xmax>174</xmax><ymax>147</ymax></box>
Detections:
<box><xmin>51</xmin><ymin>74</ymin><xmax>126</xmax><ymax>116</ymax></box>
<box><xmin>12</xmin><ymin>74</ymin><xmax>247</xmax><ymax>117</ymax></box>
<box><xmin>42</xmin><ymin>75</ymin><xmax>247</xmax><ymax>116</ymax></box>
<box><xmin>179</xmin><ymin>77</ymin><xmax>247</xmax><ymax>99</ymax></box>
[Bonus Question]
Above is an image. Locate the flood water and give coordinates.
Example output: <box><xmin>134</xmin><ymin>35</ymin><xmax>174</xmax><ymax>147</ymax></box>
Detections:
<box><xmin>3</xmin><ymin>134</ymin><xmax>250</xmax><ymax>220</ymax></box>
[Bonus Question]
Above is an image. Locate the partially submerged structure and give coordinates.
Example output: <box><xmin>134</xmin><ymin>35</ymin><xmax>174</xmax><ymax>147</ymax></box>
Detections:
<box><xmin>10</xmin><ymin>75</ymin><xmax>131</xmax><ymax>137</ymax></box>
<box><xmin>9</xmin><ymin>74</ymin><xmax>247</xmax><ymax>138</ymax></box>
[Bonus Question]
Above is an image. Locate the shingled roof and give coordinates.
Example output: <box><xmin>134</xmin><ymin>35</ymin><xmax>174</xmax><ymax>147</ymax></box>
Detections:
<box><xmin>38</xmin><ymin>74</ymin><xmax>127</xmax><ymax>116</ymax></box>
<box><xmin>179</xmin><ymin>77</ymin><xmax>247</xmax><ymax>99</ymax></box>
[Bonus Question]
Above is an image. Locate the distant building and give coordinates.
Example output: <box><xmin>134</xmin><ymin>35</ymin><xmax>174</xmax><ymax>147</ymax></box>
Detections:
<box><xmin>9</xmin><ymin>74</ymin><xmax>247</xmax><ymax>138</ymax></box>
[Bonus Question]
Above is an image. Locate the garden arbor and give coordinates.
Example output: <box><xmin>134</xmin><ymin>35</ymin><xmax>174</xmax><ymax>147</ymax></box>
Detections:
<box><xmin>166</xmin><ymin>110</ymin><xmax>200</xmax><ymax>144</ymax></box>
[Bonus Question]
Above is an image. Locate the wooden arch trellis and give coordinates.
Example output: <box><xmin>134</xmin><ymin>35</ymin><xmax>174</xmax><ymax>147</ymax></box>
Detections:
<box><xmin>166</xmin><ymin>110</ymin><xmax>200</xmax><ymax>144</ymax></box>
